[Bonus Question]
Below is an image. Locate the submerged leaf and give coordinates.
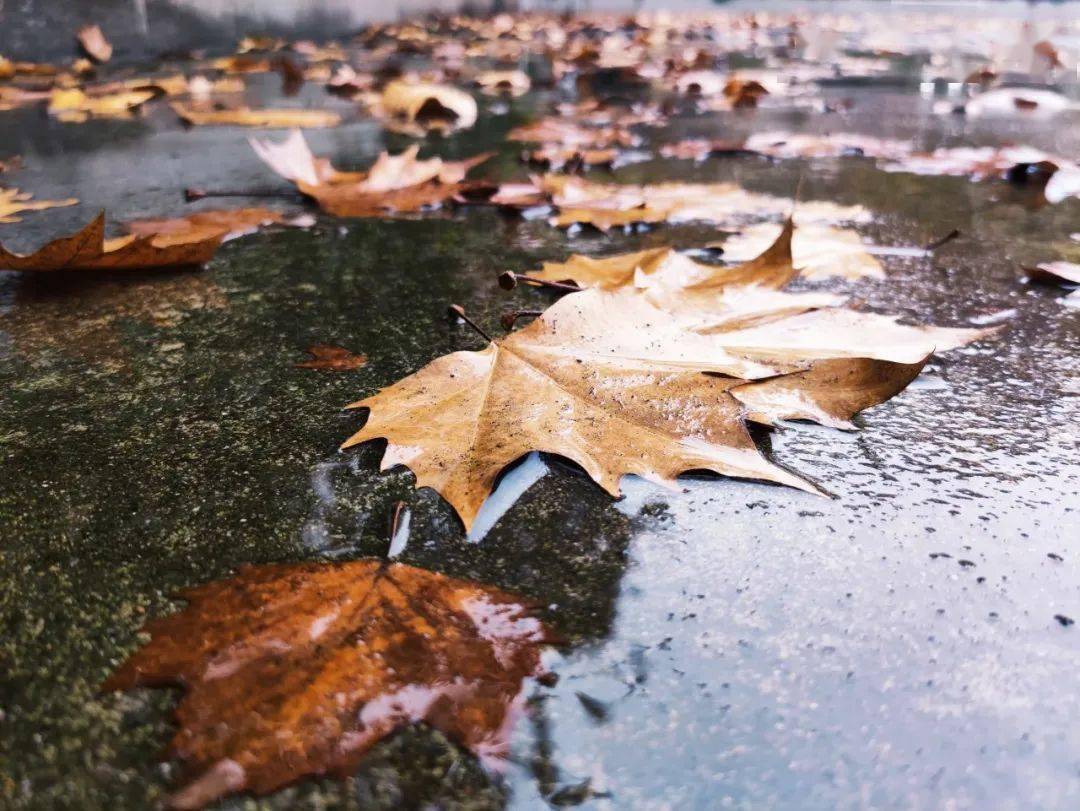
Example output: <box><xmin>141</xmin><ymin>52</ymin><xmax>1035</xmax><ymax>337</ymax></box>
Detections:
<box><xmin>104</xmin><ymin>560</ymin><xmax>550</xmax><ymax>809</ymax></box>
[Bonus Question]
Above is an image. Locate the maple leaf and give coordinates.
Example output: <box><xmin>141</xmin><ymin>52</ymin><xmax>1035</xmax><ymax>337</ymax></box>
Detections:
<box><xmin>539</xmin><ymin>175</ymin><xmax>868</xmax><ymax>231</ymax></box>
<box><xmin>170</xmin><ymin>102</ymin><xmax>341</xmax><ymax>128</ymax></box>
<box><xmin>343</xmin><ymin>225</ymin><xmax>989</xmax><ymax>529</ymax></box>
<box><xmin>295</xmin><ymin>344</ymin><xmax>368</xmax><ymax>370</ymax></box>
<box><xmin>0</xmin><ymin>187</ymin><xmax>78</xmax><ymax>224</ymax></box>
<box><xmin>104</xmin><ymin>560</ymin><xmax>550</xmax><ymax>809</ymax></box>
<box><xmin>250</xmin><ymin>129</ymin><xmax>492</xmax><ymax>217</ymax></box>
<box><xmin>0</xmin><ymin>213</ymin><xmax>222</xmax><ymax>272</ymax></box>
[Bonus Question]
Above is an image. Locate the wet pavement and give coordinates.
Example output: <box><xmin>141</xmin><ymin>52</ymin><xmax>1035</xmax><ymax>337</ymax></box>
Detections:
<box><xmin>3</xmin><ymin>19</ymin><xmax>1080</xmax><ymax>811</ymax></box>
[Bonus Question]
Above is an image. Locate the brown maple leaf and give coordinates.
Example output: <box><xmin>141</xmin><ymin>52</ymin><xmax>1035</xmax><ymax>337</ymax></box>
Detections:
<box><xmin>342</xmin><ymin>226</ymin><xmax>989</xmax><ymax>529</ymax></box>
<box><xmin>250</xmin><ymin>129</ymin><xmax>492</xmax><ymax>217</ymax></box>
<box><xmin>103</xmin><ymin>560</ymin><xmax>550</xmax><ymax>809</ymax></box>
<box><xmin>0</xmin><ymin>213</ymin><xmax>223</xmax><ymax>272</ymax></box>
<box><xmin>295</xmin><ymin>344</ymin><xmax>368</xmax><ymax>370</ymax></box>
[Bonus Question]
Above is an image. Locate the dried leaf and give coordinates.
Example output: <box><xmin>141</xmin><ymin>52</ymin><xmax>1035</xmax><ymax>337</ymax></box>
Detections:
<box><xmin>124</xmin><ymin>208</ymin><xmax>294</xmax><ymax>245</ymax></box>
<box><xmin>714</xmin><ymin>223</ymin><xmax>886</xmax><ymax>280</ymax></box>
<box><xmin>540</xmin><ymin>176</ymin><xmax>868</xmax><ymax>231</ymax></box>
<box><xmin>48</xmin><ymin>87</ymin><xmax>159</xmax><ymax>122</ymax></box>
<box><xmin>742</xmin><ymin>131</ymin><xmax>913</xmax><ymax>161</ymax></box>
<box><xmin>250</xmin><ymin>130</ymin><xmax>491</xmax><ymax>217</ymax></box>
<box><xmin>76</xmin><ymin>24</ymin><xmax>113</xmax><ymax>63</ymax></box>
<box><xmin>375</xmin><ymin>80</ymin><xmax>478</xmax><ymax>135</ymax></box>
<box><xmin>104</xmin><ymin>560</ymin><xmax>550</xmax><ymax>809</ymax></box>
<box><xmin>0</xmin><ymin>187</ymin><xmax>79</xmax><ymax>224</ymax></box>
<box><xmin>507</xmin><ymin>118</ymin><xmax>638</xmax><ymax>149</ymax></box>
<box><xmin>171</xmin><ymin>102</ymin><xmax>341</xmax><ymax>129</ymax></box>
<box><xmin>475</xmin><ymin>70</ymin><xmax>531</xmax><ymax>96</ymax></box>
<box><xmin>295</xmin><ymin>344</ymin><xmax>368</xmax><ymax>370</ymax></box>
<box><xmin>0</xmin><ymin>213</ymin><xmax>223</xmax><ymax>272</ymax></box>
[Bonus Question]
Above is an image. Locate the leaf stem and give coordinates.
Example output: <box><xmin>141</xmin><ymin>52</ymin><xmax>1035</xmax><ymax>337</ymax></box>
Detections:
<box><xmin>498</xmin><ymin>271</ymin><xmax>581</xmax><ymax>292</ymax></box>
<box><xmin>448</xmin><ymin>304</ymin><xmax>493</xmax><ymax>343</ymax></box>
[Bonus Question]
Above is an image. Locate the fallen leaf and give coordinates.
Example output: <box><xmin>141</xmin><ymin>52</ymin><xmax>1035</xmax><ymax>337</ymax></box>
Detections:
<box><xmin>124</xmin><ymin>208</ymin><xmax>297</xmax><ymax>245</ymax></box>
<box><xmin>1027</xmin><ymin>261</ymin><xmax>1080</xmax><ymax>305</ymax></box>
<box><xmin>104</xmin><ymin>560</ymin><xmax>550</xmax><ymax>809</ymax></box>
<box><xmin>76</xmin><ymin>24</ymin><xmax>113</xmax><ymax>63</ymax></box>
<box><xmin>713</xmin><ymin>223</ymin><xmax>886</xmax><ymax>280</ymax></box>
<box><xmin>524</xmin><ymin>145</ymin><xmax>618</xmax><ymax>171</ymax></box>
<box><xmin>0</xmin><ymin>187</ymin><xmax>79</xmax><ymax>224</ymax></box>
<box><xmin>209</xmin><ymin>55</ymin><xmax>271</xmax><ymax>74</ymax></box>
<box><xmin>507</xmin><ymin>118</ymin><xmax>639</xmax><ymax>149</ymax></box>
<box><xmin>250</xmin><ymin>129</ymin><xmax>492</xmax><ymax>217</ymax></box>
<box><xmin>295</xmin><ymin>344</ymin><xmax>368</xmax><ymax>370</ymax></box>
<box><xmin>48</xmin><ymin>87</ymin><xmax>159</xmax><ymax>122</ymax></box>
<box><xmin>171</xmin><ymin>102</ymin><xmax>341</xmax><ymax>128</ymax></box>
<box><xmin>237</xmin><ymin>35</ymin><xmax>285</xmax><ymax>53</ymax></box>
<box><xmin>540</xmin><ymin>175</ymin><xmax>868</xmax><ymax>231</ymax></box>
<box><xmin>375</xmin><ymin>79</ymin><xmax>478</xmax><ymax>135</ymax></box>
<box><xmin>475</xmin><ymin>69</ymin><xmax>531</xmax><ymax>96</ymax></box>
<box><xmin>0</xmin><ymin>213</ymin><xmax>223</xmax><ymax>272</ymax></box>
<box><xmin>742</xmin><ymin>131</ymin><xmax>913</xmax><ymax>161</ymax></box>
<box><xmin>659</xmin><ymin>139</ymin><xmax>757</xmax><ymax>161</ymax></box>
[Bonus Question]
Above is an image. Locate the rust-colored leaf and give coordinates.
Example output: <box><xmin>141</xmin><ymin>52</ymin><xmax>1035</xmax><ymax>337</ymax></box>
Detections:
<box><xmin>104</xmin><ymin>560</ymin><xmax>551</xmax><ymax>809</ymax></box>
<box><xmin>0</xmin><ymin>213</ymin><xmax>223</xmax><ymax>272</ymax></box>
<box><xmin>76</xmin><ymin>24</ymin><xmax>113</xmax><ymax>63</ymax></box>
<box><xmin>123</xmin><ymin>208</ymin><xmax>295</xmax><ymax>245</ymax></box>
<box><xmin>250</xmin><ymin>129</ymin><xmax>492</xmax><ymax>217</ymax></box>
<box><xmin>295</xmin><ymin>344</ymin><xmax>368</xmax><ymax>370</ymax></box>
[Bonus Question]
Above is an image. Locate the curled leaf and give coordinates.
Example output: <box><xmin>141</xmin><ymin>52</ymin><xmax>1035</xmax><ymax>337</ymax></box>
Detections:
<box><xmin>375</xmin><ymin>80</ymin><xmax>478</xmax><ymax>135</ymax></box>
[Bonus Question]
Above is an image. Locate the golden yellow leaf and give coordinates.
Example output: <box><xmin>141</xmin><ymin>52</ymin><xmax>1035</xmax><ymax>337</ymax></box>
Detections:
<box><xmin>48</xmin><ymin>87</ymin><xmax>158</xmax><ymax>122</ymax></box>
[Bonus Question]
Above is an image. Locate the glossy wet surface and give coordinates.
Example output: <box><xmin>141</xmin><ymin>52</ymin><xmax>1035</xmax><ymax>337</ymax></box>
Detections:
<box><xmin>2</xmin><ymin>38</ymin><xmax>1080</xmax><ymax>811</ymax></box>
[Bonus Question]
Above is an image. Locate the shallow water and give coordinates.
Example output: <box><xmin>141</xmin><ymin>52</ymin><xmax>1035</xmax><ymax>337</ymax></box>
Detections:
<box><xmin>2</xmin><ymin>22</ymin><xmax>1080</xmax><ymax>811</ymax></box>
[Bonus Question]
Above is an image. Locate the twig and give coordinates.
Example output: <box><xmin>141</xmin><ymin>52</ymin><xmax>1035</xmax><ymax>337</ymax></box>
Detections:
<box><xmin>499</xmin><ymin>271</ymin><xmax>581</xmax><ymax>292</ymax></box>
<box><xmin>924</xmin><ymin>228</ymin><xmax>960</xmax><ymax>251</ymax></box>
<box><xmin>184</xmin><ymin>186</ymin><xmax>298</xmax><ymax>202</ymax></box>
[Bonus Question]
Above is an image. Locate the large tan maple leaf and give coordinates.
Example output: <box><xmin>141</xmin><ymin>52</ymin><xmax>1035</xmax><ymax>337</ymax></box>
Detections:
<box><xmin>342</xmin><ymin>224</ymin><xmax>988</xmax><ymax>530</ymax></box>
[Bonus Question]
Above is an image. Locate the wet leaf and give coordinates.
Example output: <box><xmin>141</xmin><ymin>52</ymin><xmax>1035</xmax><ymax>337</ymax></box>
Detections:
<box><xmin>76</xmin><ymin>24</ymin><xmax>112</xmax><ymax>63</ymax></box>
<box><xmin>0</xmin><ymin>213</ymin><xmax>223</xmax><ymax>272</ymax></box>
<box><xmin>295</xmin><ymin>344</ymin><xmax>368</xmax><ymax>370</ymax></box>
<box><xmin>0</xmin><ymin>187</ymin><xmax>79</xmax><ymax>224</ymax></box>
<box><xmin>475</xmin><ymin>69</ymin><xmax>531</xmax><ymax>96</ymax></box>
<box><xmin>123</xmin><ymin>207</ymin><xmax>301</xmax><ymax>245</ymax></box>
<box><xmin>171</xmin><ymin>102</ymin><xmax>341</xmax><ymax>128</ymax></box>
<box><xmin>104</xmin><ymin>560</ymin><xmax>550</xmax><ymax>809</ymax></box>
<box><xmin>374</xmin><ymin>79</ymin><xmax>478</xmax><ymax>135</ymax></box>
<box><xmin>539</xmin><ymin>175</ymin><xmax>868</xmax><ymax>231</ymax></box>
<box><xmin>713</xmin><ymin>223</ymin><xmax>886</xmax><ymax>280</ymax></box>
<box><xmin>250</xmin><ymin>129</ymin><xmax>491</xmax><ymax>217</ymax></box>
<box><xmin>48</xmin><ymin>86</ymin><xmax>159</xmax><ymax>122</ymax></box>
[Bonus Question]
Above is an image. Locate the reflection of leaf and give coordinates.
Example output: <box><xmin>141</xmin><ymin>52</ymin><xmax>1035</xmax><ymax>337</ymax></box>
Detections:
<box><xmin>295</xmin><ymin>344</ymin><xmax>368</xmax><ymax>370</ymax></box>
<box><xmin>123</xmin><ymin>207</ymin><xmax>299</xmax><ymax>246</ymax></box>
<box><xmin>344</xmin><ymin>226</ymin><xmax>989</xmax><ymax>529</ymax></box>
<box><xmin>104</xmin><ymin>560</ymin><xmax>550</xmax><ymax>810</ymax></box>
<box><xmin>0</xmin><ymin>187</ymin><xmax>78</xmax><ymax>224</ymax></box>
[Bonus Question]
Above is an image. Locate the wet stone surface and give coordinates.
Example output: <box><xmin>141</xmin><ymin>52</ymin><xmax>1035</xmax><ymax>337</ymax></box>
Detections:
<box><xmin>2</xmin><ymin>58</ymin><xmax>1080</xmax><ymax>811</ymax></box>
